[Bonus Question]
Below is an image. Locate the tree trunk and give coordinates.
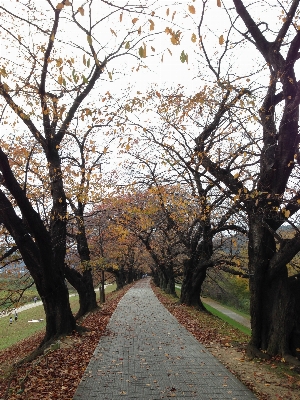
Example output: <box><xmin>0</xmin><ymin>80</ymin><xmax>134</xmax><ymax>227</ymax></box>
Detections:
<box><xmin>0</xmin><ymin>190</ymin><xmax>77</xmax><ymax>345</ymax></box>
<box><xmin>126</xmin><ymin>266</ymin><xmax>134</xmax><ymax>284</ymax></box>
<box><xmin>38</xmin><ymin>277</ymin><xmax>76</xmax><ymax>344</ymax></box>
<box><xmin>247</xmin><ymin>216</ymin><xmax>300</xmax><ymax>358</ymax></box>
<box><xmin>158</xmin><ymin>268</ymin><xmax>167</xmax><ymax>290</ymax></box>
<box><xmin>151</xmin><ymin>267</ymin><xmax>160</xmax><ymax>286</ymax></box>
<box><xmin>164</xmin><ymin>265</ymin><xmax>176</xmax><ymax>296</ymax></box>
<box><xmin>64</xmin><ymin>265</ymin><xmax>97</xmax><ymax>319</ymax></box>
<box><xmin>65</xmin><ymin>212</ymin><xmax>98</xmax><ymax>318</ymax></box>
<box><xmin>180</xmin><ymin>258</ymin><xmax>208</xmax><ymax>310</ymax></box>
<box><xmin>115</xmin><ymin>266</ymin><xmax>125</xmax><ymax>290</ymax></box>
<box><xmin>99</xmin><ymin>270</ymin><xmax>105</xmax><ymax>303</ymax></box>
<box><xmin>289</xmin><ymin>276</ymin><xmax>300</xmax><ymax>355</ymax></box>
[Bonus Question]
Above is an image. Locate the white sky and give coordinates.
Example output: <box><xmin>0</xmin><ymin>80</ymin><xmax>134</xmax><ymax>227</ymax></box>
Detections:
<box><xmin>0</xmin><ymin>0</ymin><xmax>299</xmax><ymax>179</ymax></box>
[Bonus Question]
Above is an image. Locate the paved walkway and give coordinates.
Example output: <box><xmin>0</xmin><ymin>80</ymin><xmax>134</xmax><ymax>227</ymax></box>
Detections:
<box><xmin>201</xmin><ymin>298</ymin><xmax>251</xmax><ymax>329</ymax></box>
<box><xmin>73</xmin><ymin>279</ymin><xmax>256</xmax><ymax>399</ymax></box>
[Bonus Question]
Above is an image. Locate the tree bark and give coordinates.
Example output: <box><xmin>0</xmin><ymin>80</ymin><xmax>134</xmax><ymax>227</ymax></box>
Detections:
<box><xmin>126</xmin><ymin>266</ymin><xmax>134</xmax><ymax>284</ymax></box>
<box><xmin>180</xmin><ymin>258</ymin><xmax>209</xmax><ymax>310</ymax></box>
<box><xmin>39</xmin><ymin>277</ymin><xmax>76</xmax><ymax>343</ymax></box>
<box><xmin>115</xmin><ymin>266</ymin><xmax>125</xmax><ymax>290</ymax></box>
<box><xmin>67</xmin><ymin>212</ymin><xmax>98</xmax><ymax>318</ymax></box>
<box><xmin>99</xmin><ymin>269</ymin><xmax>105</xmax><ymax>303</ymax></box>
<box><xmin>164</xmin><ymin>265</ymin><xmax>176</xmax><ymax>296</ymax></box>
<box><xmin>64</xmin><ymin>265</ymin><xmax>97</xmax><ymax>319</ymax></box>
<box><xmin>0</xmin><ymin>189</ymin><xmax>77</xmax><ymax>344</ymax></box>
<box><xmin>247</xmin><ymin>214</ymin><xmax>300</xmax><ymax>358</ymax></box>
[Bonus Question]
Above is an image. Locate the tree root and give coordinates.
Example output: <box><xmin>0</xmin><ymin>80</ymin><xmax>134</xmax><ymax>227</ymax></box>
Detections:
<box><xmin>14</xmin><ymin>324</ymin><xmax>88</xmax><ymax>366</ymax></box>
<box><xmin>246</xmin><ymin>344</ymin><xmax>271</xmax><ymax>360</ymax></box>
<box><xmin>282</xmin><ymin>354</ymin><xmax>300</xmax><ymax>367</ymax></box>
<box><xmin>75</xmin><ymin>305</ymin><xmax>100</xmax><ymax>321</ymax></box>
<box><xmin>246</xmin><ymin>345</ymin><xmax>300</xmax><ymax>367</ymax></box>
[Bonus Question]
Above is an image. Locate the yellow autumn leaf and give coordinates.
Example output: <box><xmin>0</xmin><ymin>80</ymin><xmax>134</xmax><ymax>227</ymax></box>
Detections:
<box><xmin>125</xmin><ymin>143</ymin><xmax>130</xmax><ymax>151</ymax></box>
<box><xmin>188</xmin><ymin>5</ymin><xmax>196</xmax><ymax>14</ymax></box>
<box><xmin>284</xmin><ymin>209</ymin><xmax>290</xmax><ymax>218</ymax></box>
<box><xmin>56</xmin><ymin>3</ymin><xmax>64</xmax><ymax>10</ymax></box>
<box><xmin>166</xmin><ymin>8</ymin><xmax>169</xmax><ymax>16</ymax></box>
<box><xmin>103</xmin><ymin>147</ymin><xmax>108</xmax><ymax>154</ymax></box>
<box><xmin>57</xmin><ymin>75</ymin><xmax>63</xmax><ymax>85</ymax></box>
<box><xmin>132</xmin><ymin>18</ymin><xmax>138</xmax><ymax>24</ymax></box>
<box><xmin>191</xmin><ymin>33</ymin><xmax>197</xmax><ymax>43</ymax></box>
<box><xmin>219</xmin><ymin>34</ymin><xmax>224</xmax><ymax>45</ymax></box>
<box><xmin>138</xmin><ymin>44</ymin><xmax>146</xmax><ymax>58</ymax></box>
<box><xmin>65</xmin><ymin>0</ymin><xmax>71</xmax><ymax>5</ymax></box>
<box><xmin>78</xmin><ymin>7</ymin><xmax>84</xmax><ymax>16</ymax></box>
<box><xmin>149</xmin><ymin>19</ymin><xmax>154</xmax><ymax>31</ymax></box>
<box><xmin>56</xmin><ymin>57</ymin><xmax>63</xmax><ymax>67</ymax></box>
<box><xmin>110</xmin><ymin>28</ymin><xmax>117</xmax><ymax>37</ymax></box>
<box><xmin>233</xmin><ymin>173</ymin><xmax>239</xmax><ymax>179</ymax></box>
<box><xmin>217</xmin><ymin>0</ymin><xmax>221</xmax><ymax>7</ymax></box>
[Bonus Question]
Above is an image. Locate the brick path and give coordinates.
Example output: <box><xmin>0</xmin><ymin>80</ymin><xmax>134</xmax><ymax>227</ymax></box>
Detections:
<box><xmin>73</xmin><ymin>279</ymin><xmax>257</xmax><ymax>399</ymax></box>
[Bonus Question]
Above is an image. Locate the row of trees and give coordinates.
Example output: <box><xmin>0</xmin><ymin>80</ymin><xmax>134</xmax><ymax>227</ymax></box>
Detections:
<box><xmin>0</xmin><ymin>0</ymin><xmax>299</xmax><ymax>364</ymax></box>
<box><xmin>120</xmin><ymin>0</ymin><xmax>300</xmax><ymax>361</ymax></box>
<box><xmin>0</xmin><ymin>0</ymin><xmax>164</xmax><ymax>344</ymax></box>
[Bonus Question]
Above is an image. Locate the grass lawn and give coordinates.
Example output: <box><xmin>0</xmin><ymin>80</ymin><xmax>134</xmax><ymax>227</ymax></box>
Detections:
<box><xmin>175</xmin><ymin>286</ymin><xmax>251</xmax><ymax>336</ymax></box>
<box><xmin>203</xmin><ymin>303</ymin><xmax>251</xmax><ymax>336</ymax></box>
<box><xmin>0</xmin><ymin>284</ymin><xmax>117</xmax><ymax>351</ymax></box>
<box><xmin>202</xmin><ymin>299</ymin><xmax>250</xmax><ymax>319</ymax></box>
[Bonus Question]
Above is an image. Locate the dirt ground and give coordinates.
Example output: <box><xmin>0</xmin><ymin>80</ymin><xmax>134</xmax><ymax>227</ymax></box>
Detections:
<box><xmin>152</xmin><ymin>285</ymin><xmax>300</xmax><ymax>400</ymax></box>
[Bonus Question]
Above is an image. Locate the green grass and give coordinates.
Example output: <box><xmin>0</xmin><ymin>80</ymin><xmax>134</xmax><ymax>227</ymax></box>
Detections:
<box><xmin>204</xmin><ymin>300</ymin><xmax>250</xmax><ymax>319</ymax></box>
<box><xmin>0</xmin><ymin>306</ymin><xmax>46</xmax><ymax>351</ymax></box>
<box><xmin>203</xmin><ymin>303</ymin><xmax>251</xmax><ymax>336</ymax></box>
<box><xmin>0</xmin><ymin>284</ymin><xmax>117</xmax><ymax>351</ymax></box>
<box><xmin>175</xmin><ymin>286</ymin><xmax>251</xmax><ymax>336</ymax></box>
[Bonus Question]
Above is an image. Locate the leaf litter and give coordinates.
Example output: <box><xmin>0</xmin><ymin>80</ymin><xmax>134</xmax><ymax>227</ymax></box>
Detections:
<box><xmin>1</xmin><ymin>282</ymin><xmax>299</xmax><ymax>400</ymax></box>
<box><xmin>152</xmin><ymin>284</ymin><xmax>300</xmax><ymax>400</ymax></box>
<box><xmin>0</xmin><ymin>285</ymin><xmax>133</xmax><ymax>399</ymax></box>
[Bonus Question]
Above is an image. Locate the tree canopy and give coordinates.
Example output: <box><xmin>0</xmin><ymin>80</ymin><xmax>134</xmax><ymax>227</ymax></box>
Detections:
<box><xmin>0</xmin><ymin>0</ymin><xmax>300</xmax><ymax>362</ymax></box>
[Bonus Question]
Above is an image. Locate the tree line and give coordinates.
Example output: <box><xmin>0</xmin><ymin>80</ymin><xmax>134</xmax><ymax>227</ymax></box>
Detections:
<box><xmin>0</xmin><ymin>0</ymin><xmax>300</xmax><ymax>364</ymax></box>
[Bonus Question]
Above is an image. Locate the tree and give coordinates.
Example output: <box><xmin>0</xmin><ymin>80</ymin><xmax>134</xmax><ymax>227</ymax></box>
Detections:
<box><xmin>0</xmin><ymin>0</ymin><xmax>165</xmax><ymax>345</ymax></box>
<box><xmin>122</xmin><ymin>0</ymin><xmax>300</xmax><ymax>360</ymax></box>
<box><xmin>88</xmin><ymin>199</ymin><xmax>148</xmax><ymax>289</ymax></box>
<box><xmin>182</xmin><ymin>0</ymin><xmax>300</xmax><ymax>360</ymax></box>
<box><xmin>229</xmin><ymin>0</ymin><xmax>300</xmax><ymax>360</ymax></box>
<box><xmin>123</xmin><ymin>89</ymin><xmax>248</xmax><ymax>308</ymax></box>
<box><xmin>62</xmin><ymin>119</ymin><xmax>117</xmax><ymax>318</ymax></box>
